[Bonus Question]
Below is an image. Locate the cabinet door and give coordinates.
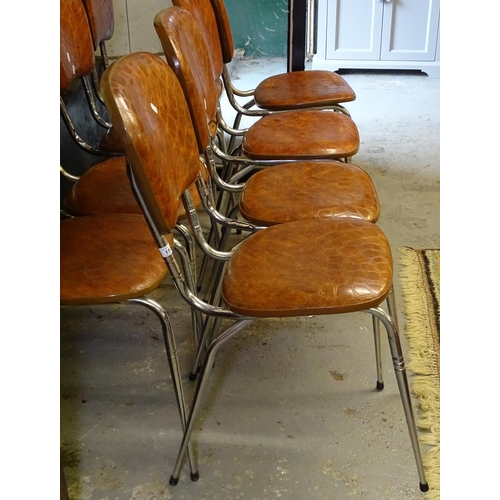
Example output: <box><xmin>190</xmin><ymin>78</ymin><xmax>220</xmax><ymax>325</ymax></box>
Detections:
<box><xmin>380</xmin><ymin>0</ymin><xmax>440</xmax><ymax>61</ymax></box>
<box><xmin>325</xmin><ymin>0</ymin><xmax>384</xmax><ymax>60</ymax></box>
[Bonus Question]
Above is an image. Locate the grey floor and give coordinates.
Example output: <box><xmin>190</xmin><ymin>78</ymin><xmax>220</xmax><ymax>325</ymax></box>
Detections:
<box><xmin>60</xmin><ymin>60</ymin><xmax>440</xmax><ymax>500</ymax></box>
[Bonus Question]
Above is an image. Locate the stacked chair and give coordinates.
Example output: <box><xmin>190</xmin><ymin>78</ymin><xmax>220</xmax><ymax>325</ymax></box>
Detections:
<box><xmin>172</xmin><ymin>0</ymin><xmax>356</xmax><ymax>131</ymax></box>
<box><xmin>60</xmin><ymin>0</ymin><xmax>429</xmax><ymax>494</ymax></box>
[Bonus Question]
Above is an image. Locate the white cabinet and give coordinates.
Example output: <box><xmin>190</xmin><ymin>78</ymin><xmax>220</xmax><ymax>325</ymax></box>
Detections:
<box><xmin>310</xmin><ymin>0</ymin><xmax>440</xmax><ymax>77</ymax></box>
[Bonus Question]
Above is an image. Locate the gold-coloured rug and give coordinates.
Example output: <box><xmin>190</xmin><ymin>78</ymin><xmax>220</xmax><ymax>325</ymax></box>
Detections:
<box><xmin>399</xmin><ymin>248</ymin><xmax>440</xmax><ymax>499</ymax></box>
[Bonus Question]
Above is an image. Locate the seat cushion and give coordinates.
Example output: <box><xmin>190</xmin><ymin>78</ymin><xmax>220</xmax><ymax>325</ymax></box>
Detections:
<box><xmin>64</xmin><ymin>157</ymin><xmax>141</xmax><ymax>216</ymax></box>
<box><xmin>239</xmin><ymin>161</ymin><xmax>379</xmax><ymax>225</ymax></box>
<box><xmin>254</xmin><ymin>70</ymin><xmax>356</xmax><ymax>111</ymax></box>
<box><xmin>222</xmin><ymin>218</ymin><xmax>393</xmax><ymax>317</ymax></box>
<box><xmin>242</xmin><ymin>109</ymin><xmax>359</xmax><ymax>160</ymax></box>
<box><xmin>63</xmin><ymin>156</ymin><xmax>202</xmax><ymax>219</ymax></box>
<box><xmin>60</xmin><ymin>214</ymin><xmax>168</xmax><ymax>305</ymax></box>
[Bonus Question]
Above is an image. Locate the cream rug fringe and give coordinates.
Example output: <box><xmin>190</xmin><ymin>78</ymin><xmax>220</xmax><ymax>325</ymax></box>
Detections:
<box><xmin>399</xmin><ymin>247</ymin><xmax>440</xmax><ymax>499</ymax></box>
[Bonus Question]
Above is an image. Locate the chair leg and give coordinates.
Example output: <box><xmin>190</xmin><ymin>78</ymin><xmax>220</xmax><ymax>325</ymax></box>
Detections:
<box><xmin>128</xmin><ymin>297</ymin><xmax>199</xmax><ymax>481</ymax></box>
<box><xmin>174</xmin><ymin>239</ymin><xmax>204</xmax><ymax>352</ymax></box>
<box><xmin>170</xmin><ymin>319</ymin><xmax>253</xmax><ymax>485</ymax></box>
<box><xmin>367</xmin><ymin>300</ymin><xmax>429</xmax><ymax>492</ymax></box>
<box><xmin>372</xmin><ymin>315</ymin><xmax>384</xmax><ymax>390</ymax></box>
<box><xmin>190</xmin><ymin>261</ymin><xmax>227</xmax><ymax>380</ymax></box>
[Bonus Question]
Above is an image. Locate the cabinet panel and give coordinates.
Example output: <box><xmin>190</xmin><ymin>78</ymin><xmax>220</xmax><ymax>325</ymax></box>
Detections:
<box><xmin>380</xmin><ymin>0</ymin><xmax>440</xmax><ymax>61</ymax></box>
<box><xmin>326</xmin><ymin>0</ymin><xmax>383</xmax><ymax>60</ymax></box>
<box><xmin>312</xmin><ymin>0</ymin><xmax>440</xmax><ymax>77</ymax></box>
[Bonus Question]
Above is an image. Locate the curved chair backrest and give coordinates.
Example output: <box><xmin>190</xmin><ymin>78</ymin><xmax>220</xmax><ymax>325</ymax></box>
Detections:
<box><xmin>82</xmin><ymin>0</ymin><xmax>114</xmax><ymax>50</ymax></box>
<box><xmin>210</xmin><ymin>0</ymin><xmax>234</xmax><ymax>64</ymax></box>
<box><xmin>171</xmin><ymin>0</ymin><xmax>224</xmax><ymax>83</ymax></box>
<box><xmin>100</xmin><ymin>52</ymin><xmax>202</xmax><ymax>233</ymax></box>
<box><xmin>154</xmin><ymin>7</ymin><xmax>219</xmax><ymax>154</ymax></box>
<box><xmin>60</xmin><ymin>0</ymin><xmax>95</xmax><ymax>92</ymax></box>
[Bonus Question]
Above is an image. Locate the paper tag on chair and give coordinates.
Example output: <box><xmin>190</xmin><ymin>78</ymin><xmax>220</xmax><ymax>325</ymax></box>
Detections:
<box><xmin>159</xmin><ymin>243</ymin><xmax>173</xmax><ymax>258</ymax></box>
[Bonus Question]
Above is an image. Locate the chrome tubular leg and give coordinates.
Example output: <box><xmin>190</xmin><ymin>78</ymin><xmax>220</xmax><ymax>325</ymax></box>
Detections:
<box><xmin>128</xmin><ymin>298</ymin><xmax>199</xmax><ymax>481</ymax></box>
<box><xmin>191</xmin><ymin>261</ymin><xmax>227</xmax><ymax>380</ymax></box>
<box><xmin>174</xmin><ymin>224</ymin><xmax>198</xmax><ymax>286</ymax></box>
<box><xmin>169</xmin><ymin>319</ymin><xmax>252</xmax><ymax>485</ymax></box>
<box><xmin>173</xmin><ymin>239</ymin><xmax>203</xmax><ymax>353</ymax></box>
<box><xmin>372</xmin><ymin>315</ymin><xmax>384</xmax><ymax>390</ymax></box>
<box><xmin>367</xmin><ymin>306</ymin><xmax>429</xmax><ymax>492</ymax></box>
<box><xmin>385</xmin><ymin>286</ymin><xmax>399</xmax><ymax>331</ymax></box>
<box><xmin>197</xmin><ymin>220</ymin><xmax>222</xmax><ymax>293</ymax></box>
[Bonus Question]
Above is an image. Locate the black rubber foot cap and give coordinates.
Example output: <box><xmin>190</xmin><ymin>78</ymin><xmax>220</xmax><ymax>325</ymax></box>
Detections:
<box><xmin>419</xmin><ymin>482</ymin><xmax>429</xmax><ymax>492</ymax></box>
<box><xmin>190</xmin><ymin>472</ymin><xmax>200</xmax><ymax>481</ymax></box>
<box><xmin>189</xmin><ymin>372</ymin><xmax>198</xmax><ymax>381</ymax></box>
<box><xmin>376</xmin><ymin>381</ymin><xmax>384</xmax><ymax>391</ymax></box>
<box><xmin>169</xmin><ymin>476</ymin><xmax>179</xmax><ymax>486</ymax></box>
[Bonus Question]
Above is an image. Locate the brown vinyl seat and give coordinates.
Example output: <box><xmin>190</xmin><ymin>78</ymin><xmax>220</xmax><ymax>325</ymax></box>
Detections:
<box><xmin>60</xmin><ymin>212</ymin><xmax>199</xmax><ymax>481</ymax></box>
<box><xmin>100</xmin><ymin>50</ymin><xmax>428</xmax><ymax>492</ymax></box>
<box><xmin>155</xmin><ymin>8</ymin><xmax>360</xmax><ymax>164</ymax></box>
<box><xmin>172</xmin><ymin>0</ymin><xmax>356</xmax><ymax>119</ymax></box>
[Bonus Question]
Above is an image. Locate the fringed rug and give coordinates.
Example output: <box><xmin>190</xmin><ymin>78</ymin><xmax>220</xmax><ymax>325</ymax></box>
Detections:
<box><xmin>399</xmin><ymin>248</ymin><xmax>440</xmax><ymax>499</ymax></box>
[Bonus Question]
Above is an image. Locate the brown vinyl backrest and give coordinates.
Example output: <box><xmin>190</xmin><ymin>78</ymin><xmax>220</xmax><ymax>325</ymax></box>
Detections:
<box><xmin>154</xmin><ymin>7</ymin><xmax>219</xmax><ymax>153</ymax></box>
<box><xmin>210</xmin><ymin>0</ymin><xmax>234</xmax><ymax>64</ymax></box>
<box><xmin>60</xmin><ymin>0</ymin><xmax>95</xmax><ymax>92</ymax></box>
<box><xmin>100</xmin><ymin>52</ymin><xmax>202</xmax><ymax>233</ymax></box>
<box><xmin>171</xmin><ymin>0</ymin><xmax>224</xmax><ymax>82</ymax></box>
<box><xmin>82</xmin><ymin>0</ymin><xmax>115</xmax><ymax>49</ymax></box>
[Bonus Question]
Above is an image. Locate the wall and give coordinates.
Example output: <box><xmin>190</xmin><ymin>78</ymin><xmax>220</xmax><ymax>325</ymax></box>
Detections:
<box><xmin>105</xmin><ymin>0</ymin><xmax>288</xmax><ymax>59</ymax></box>
<box><xmin>225</xmin><ymin>0</ymin><xmax>288</xmax><ymax>57</ymax></box>
<box><xmin>106</xmin><ymin>0</ymin><xmax>173</xmax><ymax>58</ymax></box>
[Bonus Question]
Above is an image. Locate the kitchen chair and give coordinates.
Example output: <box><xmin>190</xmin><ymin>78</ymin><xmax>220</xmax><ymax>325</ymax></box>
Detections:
<box><xmin>60</xmin><ymin>212</ymin><xmax>199</xmax><ymax>481</ymax></box>
<box><xmin>154</xmin><ymin>7</ymin><xmax>360</xmax><ymax>166</ymax></box>
<box><xmin>172</xmin><ymin>0</ymin><xmax>356</xmax><ymax>125</ymax></box>
<box><xmin>60</xmin><ymin>0</ymin><xmax>122</xmax><ymax>156</ymax></box>
<box><xmin>155</xmin><ymin>7</ymin><xmax>378</xmax><ymax>225</ymax></box>
<box><xmin>154</xmin><ymin>5</ymin><xmax>379</xmax><ymax>308</ymax></box>
<box><xmin>60</xmin><ymin>0</ymin><xmax>204</xmax><ymax>223</ymax></box>
<box><xmin>100</xmin><ymin>50</ymin><xmax>429</xmax><ymax>492</ymax></box>
<box><xmin>60</xmin><ymin>0</ymin><xmax>203</xmax><ymax>344</ymax></box>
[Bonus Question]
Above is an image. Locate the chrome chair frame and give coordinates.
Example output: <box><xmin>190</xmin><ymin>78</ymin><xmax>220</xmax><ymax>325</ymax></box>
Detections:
<box><xmin>131</xmin><ymin>168</ymin><xmax>428</xmax><ymax>491</ymax></box>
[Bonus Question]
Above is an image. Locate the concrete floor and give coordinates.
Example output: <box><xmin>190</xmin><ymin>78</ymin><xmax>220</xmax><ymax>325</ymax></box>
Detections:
<box><xmin>60</xmin><ymin>59</ymin><xmax>440</xmax><ymax>500</ymax></box>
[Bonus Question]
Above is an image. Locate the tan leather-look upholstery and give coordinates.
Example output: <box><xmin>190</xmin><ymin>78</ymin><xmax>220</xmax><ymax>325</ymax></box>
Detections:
<box><xmin>82</xmin><ymin>0</ymin><xmax>114</xmax><ymax>50</ymax></box>
<box><xmin>100</xmin><ymin>52</ymin><xmax>202</xmax><ymax>233</ymax></box>
<box><xmin>171</xmin><ymin>0</ymin><xmax>224</xmax><ymax>89</ymax></box>
<box><xmin>254</xmin><ymin>71</ymin><xmax>356</xmax><ymax>111</ymax></box>
<box><xmin>60</xmin><ymin>214</ymin><xmax>168</xmax><ymax>306</ymax></box>
<box><xmin>240</xmin><ymin>161</ymin><xmax>379</xmax><ymax>225</ymax></box>
<box><xmin>222</xmin><ymin>218</ymin><xmax>393</xmax><ymax>317</ymax></box>
<box><xmin>209</xmin><ymin>0</ymin><xmax>233</xmax><ymax>63</ymax></box>
<box><xmin>63</xmin><ymin>156</ymin><xmax>204</xmax><ymax>220</ymax></box>
<box><xmin>64</xmin><ymin>157</ymin><xmax>139</xmax><ymax>216</ymax></box>
<box><xmin>154</xmin><ymin>7</ymin><xmax>359</xmax><ymax>161</ymax></box>
<box><xmin>154</xmin><ymin>8</ymin><xmax>217</xmax><ymax>153</ymax></box>
<box><xmin>209</xmin><ymin>0</ymin><xmax>356</xmax><ymax>109</ymax></box>
<box><xmin>60</xmin><ymin>0</ymin><xmax>95</xmax><ymax>93</ymax></box>
<box><xmin>242</xmin><ymin>109</ymin><xmax>359</xmax><ymax>160</ymax></box>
